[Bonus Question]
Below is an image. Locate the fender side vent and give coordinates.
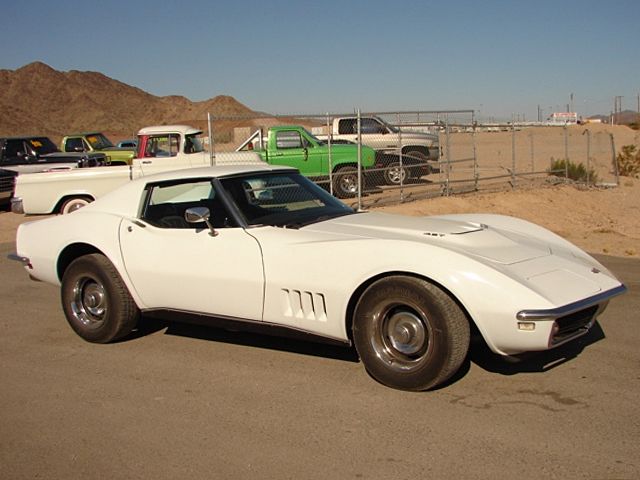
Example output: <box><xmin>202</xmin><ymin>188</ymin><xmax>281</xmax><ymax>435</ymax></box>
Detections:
<box><xmin>281</xmin><ymin>289</ymin><xmax>328</xmax><ymax>322</ymax></box>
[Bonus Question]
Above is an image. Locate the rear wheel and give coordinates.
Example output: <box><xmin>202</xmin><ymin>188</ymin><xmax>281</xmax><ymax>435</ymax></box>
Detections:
<box><xmin>60</xmin><ymin>196</ymin><xmax>92</xmax><ymax>214</ymax></box>
<box><xmin>352</xmin><ymin>276</ymin><xmax>470</xmax><ymax>391</ymax></box>
<box><xmin>61</xmin><ymin>254</ymin><xmax>139</xmax><ymax>343</ymax></box>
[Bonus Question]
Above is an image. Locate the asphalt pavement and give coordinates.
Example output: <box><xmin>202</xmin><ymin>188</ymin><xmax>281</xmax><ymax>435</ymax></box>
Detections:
<box><xmin>1</xmin><ymin>241</ymin><xmax>638</xmax><ymax>480</ymax></box>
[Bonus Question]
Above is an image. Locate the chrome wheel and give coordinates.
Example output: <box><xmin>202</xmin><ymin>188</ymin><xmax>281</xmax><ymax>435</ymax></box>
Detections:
<box><xmin>71</xmin><ymin>276</ymin><xmax>107</xmax><ymax>329</ymax></box>
<box><xmin>372</xmin><ymin>304</ymin><xmax>431</xmax><ymax>372</ymax></box>
<box><xmin>385</xmin><ymin>162</ymin><xmax>407</xmax><ymax>185</ymax></box>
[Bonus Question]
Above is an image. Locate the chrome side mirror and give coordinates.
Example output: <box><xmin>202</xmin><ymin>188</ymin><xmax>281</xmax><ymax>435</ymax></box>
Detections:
<box><xmin>185</xmin><ymin>206</ymin><xmax>218</xmax><ymax>236</ymax></box>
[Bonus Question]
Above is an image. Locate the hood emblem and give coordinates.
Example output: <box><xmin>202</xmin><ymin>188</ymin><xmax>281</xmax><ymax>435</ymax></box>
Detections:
<box><xmin>591</xmin><ymin>268</ymin><xmax>601</xmax><ymax>274</ymax></box>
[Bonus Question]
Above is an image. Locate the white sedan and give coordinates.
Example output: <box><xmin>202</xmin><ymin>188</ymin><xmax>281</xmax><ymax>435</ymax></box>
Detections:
<box><xmin>10</xmin><ymin>164</ymin><xmax>626</xmax><ymax>390</ymax></box>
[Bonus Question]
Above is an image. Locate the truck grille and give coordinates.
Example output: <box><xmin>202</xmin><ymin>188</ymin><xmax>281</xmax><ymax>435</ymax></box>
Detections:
<box><xmin>0</xmin><ymin>173</ymin><xmax>16</xmax><ymax>193</ymax></box>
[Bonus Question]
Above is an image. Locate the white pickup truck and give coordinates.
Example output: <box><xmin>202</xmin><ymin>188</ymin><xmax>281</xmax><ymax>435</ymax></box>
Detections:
<box><xmin>11</xmin><ymin>125</ymin><xmax>264</xmax><ymax>215</ymax></box>
<box><xmin>314</xmin><ymin>116</ymin><xmax>440</xmax><ymax>185</ymax></box>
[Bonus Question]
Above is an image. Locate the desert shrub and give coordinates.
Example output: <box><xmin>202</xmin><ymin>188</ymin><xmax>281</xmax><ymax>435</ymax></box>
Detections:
<box><xmin>616</xmin><ymin>145</ymin><xmax>640</xmax><ymax>178</ymax></box>
<box><xmin>548</xmin><ymin>158</ymin><xmax>599</xmax><ymax>184</ymax></box>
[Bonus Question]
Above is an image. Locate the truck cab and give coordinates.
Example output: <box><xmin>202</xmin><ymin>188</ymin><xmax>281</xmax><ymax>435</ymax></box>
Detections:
<box><xmin>61</xmin><ymin>132</ymin><xmax>136</xmax><ymax>165</ymax></box>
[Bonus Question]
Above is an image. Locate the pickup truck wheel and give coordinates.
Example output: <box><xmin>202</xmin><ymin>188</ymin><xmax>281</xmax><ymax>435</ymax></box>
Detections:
<box><xmin>61</xmin><ymin>254</ymin><xmax>139</xmax><ymax>343</ymax></box>
<box><xmin>332</xmin><ymin>166</ymin><xmax>359</xmax><ymax>198</ymax></box>
<box><xmin>352</xmin><ymin>276</ymin><xmax>470</xmax><ymax>391</ymax></box>
<box><xmin>383</xmin><ymin>161</ymin><xmax>409</xmax><ymax>185</ymax></box>
<box><xmin>60</xmin><ymin>196</ymin><xmax>92</xmax><ymax>214</ymax></box>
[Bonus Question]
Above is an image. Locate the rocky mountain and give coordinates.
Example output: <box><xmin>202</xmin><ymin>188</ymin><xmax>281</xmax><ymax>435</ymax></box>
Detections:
<box><xmin>0</xmin><ymin>62</ymin><xmax>256</xmax><ymax>141</ymax></box>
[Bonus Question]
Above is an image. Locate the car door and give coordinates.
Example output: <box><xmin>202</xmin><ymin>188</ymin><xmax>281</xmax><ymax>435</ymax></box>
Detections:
<box><xmin>118</xmin><ymin>178</ymin><xmax>264</xmax><ymax>320</ymax></box>
<box><xmin>272</xmin><ymin>130</ymin><xmax>324</xmax><ymax>177</ymax></box>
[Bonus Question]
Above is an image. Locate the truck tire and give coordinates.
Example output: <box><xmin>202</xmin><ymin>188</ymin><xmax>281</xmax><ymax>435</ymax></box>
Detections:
<box><xmin>60</xmin><ymin>196</ymin><xmax>93</xmax><ymax>214</ymax></box>
<box><xmin>383</xmin><ymin>161</ymin><xmax>409</xmax><ymax>185</ymax></box>
<box><xmin>332</xmin><ymin>166</ymin><xmax>359</xmax><ymax>198</ymax></box>
<box><xmin>352</xmin><ymin>276</ymin><xmax>470</xmax><ymax>391</ymax></box>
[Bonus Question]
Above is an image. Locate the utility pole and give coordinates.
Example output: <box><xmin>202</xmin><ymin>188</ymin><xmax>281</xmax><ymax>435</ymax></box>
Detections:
<box><xmin>613</xmin><ymin>96</ymin><xmax>623</xmax><ymax>124</ymax></box>
<box><xmin>570</xmin><ymin>93</ymin><xmax>574</xmax><ymax>113</ymax></box>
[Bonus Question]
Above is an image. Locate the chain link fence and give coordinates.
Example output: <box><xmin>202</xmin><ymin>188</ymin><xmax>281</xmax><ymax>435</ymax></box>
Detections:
<box><xmin>192</xmin><ymin>110</ymin><xmax>626</xmax><ymax>209</ymax></box>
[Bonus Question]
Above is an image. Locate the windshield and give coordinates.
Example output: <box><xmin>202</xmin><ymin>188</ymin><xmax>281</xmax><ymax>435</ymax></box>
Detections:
<box><xmin>185</xmin><ymin>133</ymin><xmax>205</xmax><ymax>153</ymax></box>
<box><xmin>86</xmin><ymin>133</ymin><xmax>114</xmax><ymax>149</ymax></box>
<box><xmin>220</xmin><ymin>172</ymin><xmax>354</xmax><ymax>228</ymax></box>
<box><xmin>29</xmin><ymin>137</ymin><xmax>59</xmax><ymax>155</ymax></box>
<box><xmin>377</xmin><ymin>117</ymin><xmax>399</xmax><ymax>133</ymax></box>
<box><xmin>302</xmin><ymin>128</ymin><xmax>325</xmax><ymax>145</ymax></box>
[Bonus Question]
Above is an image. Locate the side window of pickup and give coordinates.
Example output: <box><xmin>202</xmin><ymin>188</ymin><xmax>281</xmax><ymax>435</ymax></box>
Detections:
<box><xmin>65</xmin><ymin>138</ymin><xmax>85</xmax><ymax>152</ymax></box>
<box><xmin>360</xmin><ymin>118</ymin><xmax>385</xmax><ymax>134</ymax></box>
<box><xmin>275</xmin><ymin>131</ymin><xmax>303</xmax><ymax>149</ymax></box>
<box><xmin>337</xmin><ymin>119</ymin><xmax>357</xmax><ymax>135</ymax></box>
<box><xmin>143</xmin><ymin>134</ymin><xmax>180</xmax><ymax>157</ymax></box>
<box><xmin>3</xmin><ymin>140</ymin><xmax>26</xmax><ymax>160</ymax></box>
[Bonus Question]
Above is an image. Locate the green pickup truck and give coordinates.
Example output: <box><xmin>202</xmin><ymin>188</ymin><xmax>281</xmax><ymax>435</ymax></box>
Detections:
<box><xmin>238</xmin><ymin>126</ymin><xmax>375</xmax><ymax>198</ymax></box>
<box><xmin>61</xmin><ymin>132</ymin><xmax>136</xmax><ymax>165</ymax></box>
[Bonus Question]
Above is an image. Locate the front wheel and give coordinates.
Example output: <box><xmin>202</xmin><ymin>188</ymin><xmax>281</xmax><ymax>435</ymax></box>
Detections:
<box><xmin>332</xmin><ymin>166</ymin><xmax>359</xmax><ymax>198</ymax></box>
<box><xmin>61</xmin><ymin>254</ymin><xmax>139</xmax><ymax>343</ymax></box>
<box><xmin>352</xmin><ymin>276</ymin><xmax>470</xmax><ymax>391</ymax></box>
<box><xmin>383</xmin><ymin>161</ymin><xmax>409</xmax><ymax>185</ymax></box>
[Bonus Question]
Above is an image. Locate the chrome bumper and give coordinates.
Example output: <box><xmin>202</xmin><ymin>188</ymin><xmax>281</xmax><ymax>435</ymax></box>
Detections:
<box><xmin>11</xmin><ymin>197</ymin><xmax>23</xmax><ymax>214</ymax></box>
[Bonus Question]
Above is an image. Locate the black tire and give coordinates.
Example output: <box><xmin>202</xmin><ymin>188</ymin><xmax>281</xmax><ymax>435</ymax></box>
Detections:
<box><xmin>61</xmin><ymin>254</ymin><xmax>139</xmax><ymax>343</ymax></box>
<box><xmin>352</xmin><ymin>276</ymin><xmax>470</xmax><ymax>391</ymax></box>
<box><xmin>332</xmin><ymin>166</ymin><xmax>359</xmax><ymax>198</ymax></box>
<box><xmin>60</xmin><ymin>196</ymin><xmax>92</xmax><ymax>214</ymax></box>
<box><xmin>383</xmin><ymin>160</ymin><xmax>409</xmax><ymax>185</ymax></box>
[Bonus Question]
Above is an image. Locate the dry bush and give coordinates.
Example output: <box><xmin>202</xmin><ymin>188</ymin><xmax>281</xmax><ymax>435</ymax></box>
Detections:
<box><xmin>616</xmin><ymin>145</ymin><xmax>640</xmax><ymax>178</ymax></box>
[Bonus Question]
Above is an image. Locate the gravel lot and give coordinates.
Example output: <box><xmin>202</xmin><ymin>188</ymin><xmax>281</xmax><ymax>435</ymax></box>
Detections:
<box><xmin>0</xmin><ymin>207</ymin><xmax>638</xmax><ymax>479</ymax></box>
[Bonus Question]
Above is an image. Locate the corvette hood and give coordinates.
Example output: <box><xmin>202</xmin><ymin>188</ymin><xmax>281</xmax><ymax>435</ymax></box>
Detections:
<box><xmin>307</xmin><ymin>212</ymin><xmax>551</xmax><ymax>265</ymax></box>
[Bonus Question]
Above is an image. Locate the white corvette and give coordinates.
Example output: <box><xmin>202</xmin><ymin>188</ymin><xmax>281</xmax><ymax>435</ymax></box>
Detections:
<box><xmin>10</xmin><ymin>164</ymin><xmax>626</xmax><ymax>390</ymax></box>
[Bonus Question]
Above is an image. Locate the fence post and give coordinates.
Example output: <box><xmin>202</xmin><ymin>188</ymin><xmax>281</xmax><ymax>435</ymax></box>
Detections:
<box><xmin>511</xmin><ymin>121</ymin><xmax>516</xmax><ymax>188</ymax></box>
<box><xmin>610</xmin><ymin>133</ymin><xmax>619</xmax><ymax>186</ymax></box>
<box><xmin>357</xmin><ymin>109</ymin><xmax>362</xmax><ymax>211</ymax></box>
<box><xmin>529</xmin><ymin>131</ymin><xmax>535</xmax><ymax>173</ymax></box>
<box><xmin>207</xmin><ymin>112</ymin><xmax>215</xmax><ymax>166</ymax></box>
<box><xmin>583</xmin><ymin>129</ymin><xmax>591</xmax><ymax>186</ymax></box>
<box><xmin>397</xmin><ymin>112</ymin><xmax>404</xmax><ymax>202</ymax></box>
<box><xmin>326</xmin><ymin>113</ymin><xmax>333</xmax><ymax>196</ymax></box>
<box><xmin>472</xmin><ymin>122</ymin><xmax>478</xmax><ymax>190</ymax></box>
<box><xmin>564</xmin><ymin>125</ymin><xmax>569</xmax><ymax>181</ymax></box>
<box><xmin>444</xmin><ymin>115</ymin><xmax>451</xmax><ymax>196</ymax></box>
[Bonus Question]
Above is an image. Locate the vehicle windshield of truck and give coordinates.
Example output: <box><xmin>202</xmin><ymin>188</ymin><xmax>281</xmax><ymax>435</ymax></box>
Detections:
<box><xmin>376</xmin><ymin>118</ymin><xmax>399</xmax><ymax>133</ymax></box>
<box><xmin>184</xmin><ymin>134</ymin><xmax>204</xmax><ymax>154</ymax></box>
<box><xmin>28</xmin><ymin>137</ymin><xmax>59</xmax><ymax>155</ymax></box>
<box><xmin>303</xmin><ymin>128</ymin><xmax>326</xmax><ymax>145</ymax></box>
<box><xmin>220</xmin><ymin>172</ymin><xmax>355</xmax><ymax>228</ymax></box>
<box><xmin>85</xmin><ymin>134</ymin><xmax>114</xmax><ymax>149</ymax></box>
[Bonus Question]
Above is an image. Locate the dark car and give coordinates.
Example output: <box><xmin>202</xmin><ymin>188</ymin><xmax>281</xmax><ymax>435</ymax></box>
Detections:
<box><xmin>0</xmin><ymin>136</ymin><xmax>106</xmax><ymax>173</ymax></box>
<box><xmin>0</xmin><ymin>168</ymin><xmax>17</xmax><ymax>207</ymax></box>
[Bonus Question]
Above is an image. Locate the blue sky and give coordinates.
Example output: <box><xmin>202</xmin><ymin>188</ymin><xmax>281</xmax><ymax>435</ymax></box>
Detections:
<box><xmin>1</xmin><ymin>0</ymin><xmax>638</xmax><ymax>121</ymax></box>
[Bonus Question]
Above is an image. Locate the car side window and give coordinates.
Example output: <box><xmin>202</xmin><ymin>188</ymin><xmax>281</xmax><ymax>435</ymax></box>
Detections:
<box><xmin>275</xmin><ymin>131</ymin><xmax>303</xmax><ymax>149</ymax></box>
<box><xmin>141</xmin><ymin>179</ymin><xmax>235</xmax><ymax>229</ymax></box>
<box><xmin>65</xmin><ymin>138</ymin><xmax>84</xmax><ymax>152</ymax></box>
<box><xmin>143</xmin><ymin>134</ymin><xmax>180</xmax><ymax>157</ymax></box>
<box><xmin>360</xmin><ymin>118</ymin><xmax>385</xmax><ymax>134</ymax></box>
<box><xmin>4</xmin><ymin>140</ymin><xmax>25</xmax><ymax>159</ymax></box>
<box><xmin>337</xmin><ymin>119</ymin><xmax>356</xmax><ymax>135</ymax></box>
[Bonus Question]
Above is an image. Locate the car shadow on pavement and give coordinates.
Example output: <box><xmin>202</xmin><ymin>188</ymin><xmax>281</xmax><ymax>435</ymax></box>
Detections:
<box><xmin>141</xmin><ymin>315</ymin><xmax>360</xmax><ymax>363</ymax></box>
<box><xmin>466</xmin><ymin>321</ymin><xmax>606</xmax><ymax>376</ymax></box>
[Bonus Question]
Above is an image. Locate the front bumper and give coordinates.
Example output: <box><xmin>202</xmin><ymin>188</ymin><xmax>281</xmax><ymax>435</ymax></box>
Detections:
<box><xmin>516</xmin><ymin>284</ymin><xmax>627</xmax><ymax>349</ymax></box>
<box><xmin>11</xmin><ymin>197</ymin><xmax>24</xmax><ymax>214</ymax></box>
